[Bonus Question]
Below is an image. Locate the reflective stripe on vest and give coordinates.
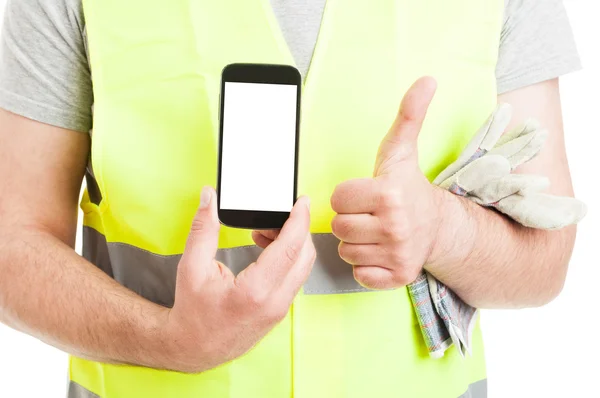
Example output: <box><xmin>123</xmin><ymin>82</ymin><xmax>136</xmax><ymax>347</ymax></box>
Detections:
<box><xmin>75</xmin><ymin>0</ymin><xmax>502</xmax><ymax>396</ymax></box>
<box><xmin>68</xmin><ymin>382</ymin><xmax>100</xmax><ymax>398</ymax></box>
<box><xmin>82</xmin><ymin>226</ymin><xmax>369</xmax><ymax>307</ymax></box>
<box><xmin>67</xmin><ymin>379</ymin><xmax>488</xmax><ymax>398</ymax></box>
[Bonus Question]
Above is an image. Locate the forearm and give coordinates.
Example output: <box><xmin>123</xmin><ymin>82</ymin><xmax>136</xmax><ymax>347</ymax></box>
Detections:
<box><xmin>426</xmin><ymin>188</ymin><xmax>575</xmax><ymax>309</ymax></box>
<box><xmin>0</xmin><ymin>226</ymin><xmax>171</xmax><ymax>368</ymax></box>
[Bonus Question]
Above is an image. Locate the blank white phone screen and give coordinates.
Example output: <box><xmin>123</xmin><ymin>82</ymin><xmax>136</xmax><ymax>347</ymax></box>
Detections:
<box><xmin>220</xmin><ymin>82</ymin><xmax>298</xmax><ymax>212</ymax></box>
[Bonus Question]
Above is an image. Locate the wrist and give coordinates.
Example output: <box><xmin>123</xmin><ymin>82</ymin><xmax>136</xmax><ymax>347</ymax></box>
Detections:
<box><xmin>134</xmin><ymin>304</ymin><xmax>186</xmax><ymax>371</ymax></box>
<box><xmin>154</xmin><ymin>307</ymin><xmax>220</xmax><ymax>374</ymax></box>
<box><xmin>426</xmin><ymin>187</ymin><xmax>477</xmax><ymax>272</ymax></box>
<box><xmin>152</xmin><ymin>307</ymin><xmax>195</xmax><ymax>372</ymax></box>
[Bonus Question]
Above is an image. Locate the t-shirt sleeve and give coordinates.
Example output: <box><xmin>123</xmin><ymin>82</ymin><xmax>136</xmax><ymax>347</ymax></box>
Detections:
<box><xmin>0</xmin><ymin>0</ymin><xmax>93</xmax><ymax>132</ymax></box>
<box><xmin>496</xmin><ymin>0</ymin><xmax>581</xmax><ymax>94</ymax></box>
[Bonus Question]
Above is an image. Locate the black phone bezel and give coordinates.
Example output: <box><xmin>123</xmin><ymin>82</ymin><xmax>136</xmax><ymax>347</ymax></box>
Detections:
<box><xmin>217</xmin><ymin>63</ymin><xmax>302</xmax><ymax>230</ymax></box>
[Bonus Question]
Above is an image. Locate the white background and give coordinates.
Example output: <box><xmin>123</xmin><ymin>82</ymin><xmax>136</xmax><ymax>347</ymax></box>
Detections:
<box><xmin>220</xmin><ymin>82</ymin><xmax>297</xmax><ymax>212</ymax></box>
<box><xmin>0</xmin><ymin>1</ymin><xmax>598</xmax><ymax>397</ymax></box>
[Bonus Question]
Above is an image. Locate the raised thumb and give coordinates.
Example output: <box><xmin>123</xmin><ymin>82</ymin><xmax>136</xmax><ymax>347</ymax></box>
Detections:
<box><xmin>181</xmin><ymin>186</ymin><xmax>221</xmax><ymax>280</ymax></box>
<box><xmin>375</xmin><ymin>77</ymin><xmax>437</xmax><ymax>175</ymax></box>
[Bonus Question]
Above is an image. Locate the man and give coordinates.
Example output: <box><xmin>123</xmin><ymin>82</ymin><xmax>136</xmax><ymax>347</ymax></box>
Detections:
<box><xmin>0</xmin><ymin>0</ymin><xmax>581</xmax><ymax>397</ymax></box>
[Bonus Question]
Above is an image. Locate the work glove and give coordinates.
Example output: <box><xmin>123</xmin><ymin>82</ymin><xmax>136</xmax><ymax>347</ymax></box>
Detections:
<box><xmin>433</xmin><ymin>103</ymin><xmax>587</xmax><ymax>228</ymax></box>
<box><xmin>413</xmin><ymin>104</ymin><xmax>587</xmax><ymax>359</ymax></box>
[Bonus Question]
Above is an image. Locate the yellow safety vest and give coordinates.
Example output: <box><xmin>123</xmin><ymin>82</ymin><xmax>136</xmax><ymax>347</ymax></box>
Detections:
<box><xmin>72</xmin><ymin>0</ymin><xmax>503</xmax><ymax>397</ymax></box>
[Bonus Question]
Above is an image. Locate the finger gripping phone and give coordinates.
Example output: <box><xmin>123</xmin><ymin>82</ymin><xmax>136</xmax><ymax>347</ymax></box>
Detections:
<box><xmin>217</xmin><ymin>63</ymin><xmax>302</xmax><ymax>230</ymax></box>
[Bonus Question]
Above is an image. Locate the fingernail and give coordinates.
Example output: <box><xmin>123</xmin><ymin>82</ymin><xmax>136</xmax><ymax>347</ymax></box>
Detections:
<box><xmin>200</xmin><ymin>187</ymin><xmax>211</xmax><ymax>209</ymax></box>
<box><xmin>297</xmin><ymin>196</ymin><xmax>310</xmax><ymax>210</ymax></box>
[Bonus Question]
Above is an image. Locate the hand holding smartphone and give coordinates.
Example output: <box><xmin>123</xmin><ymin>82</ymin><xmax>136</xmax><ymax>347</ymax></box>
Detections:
<box><xmin>217</xmin><ymin>63</ymin><xmax>302</xmax><ymax>229</ymax></box>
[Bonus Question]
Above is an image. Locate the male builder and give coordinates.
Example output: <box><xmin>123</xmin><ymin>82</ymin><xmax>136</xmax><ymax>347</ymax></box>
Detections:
<box><xmin>0</xmin><ymin>1</ymin><xmax>583</xmax><ymax>397</ymax></box>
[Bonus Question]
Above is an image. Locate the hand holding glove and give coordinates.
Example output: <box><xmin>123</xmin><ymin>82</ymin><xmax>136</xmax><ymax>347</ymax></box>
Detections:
<box><xmin>412</xmin><ymin>104</ymin><xmax>587</xmax><ymax>359</ymax></box>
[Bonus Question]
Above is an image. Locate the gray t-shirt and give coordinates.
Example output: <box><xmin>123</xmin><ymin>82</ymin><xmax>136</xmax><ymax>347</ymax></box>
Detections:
<box><xmin>0</xmin><ymin>0</ymin><xmax>581</xmax><ymax>133</ymax></box>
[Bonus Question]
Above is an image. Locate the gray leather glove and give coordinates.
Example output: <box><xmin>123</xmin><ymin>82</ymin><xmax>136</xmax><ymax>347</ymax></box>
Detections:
<box><xmin>434</xmin><ymin>103</ymin><xmax>587</xmax><ymax>229</ymax></box>
<box><xmin>413</xmin><ymin>104</ymin><xmax>587</xmax><ymax>360</ymax></box>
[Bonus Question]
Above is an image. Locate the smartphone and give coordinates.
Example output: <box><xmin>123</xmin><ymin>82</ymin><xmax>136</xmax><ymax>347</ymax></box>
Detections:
<box><xmin>217</xmin><ymin>63</ymin><xmax>302</xmax><ymax>230</ymax></box>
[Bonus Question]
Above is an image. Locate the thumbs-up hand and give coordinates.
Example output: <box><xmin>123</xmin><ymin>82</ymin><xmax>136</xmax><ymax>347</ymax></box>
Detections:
<box><xmin>331</xmin><ymin>77</ymin><xmax>444</xmax><ymax>290</ymax></box>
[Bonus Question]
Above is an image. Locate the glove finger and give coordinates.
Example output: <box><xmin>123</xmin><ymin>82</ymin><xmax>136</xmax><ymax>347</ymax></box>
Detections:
<box><xmin>516</xmin><ymin>175</ymin><xmax>551</xmax><ymax>196</ymax></box>
<box><xmin>495</xmin><ymin>193</ymin><xmax>588</xmax><ymax>230</ymax></box>
<box><xmin>446</xmin><ymin>155</ymin><xmax>510</xmax><ymax>194</ymax></box>
<box><xmin>489</xmin><ymin>128</ymin><xmax>548</xmax><ymax>170</ymax></box>
<box><xmin>495</xmin><ymin>118</ymin><xmax>540</xmax><ymax>147</ymax></box>
<box><xmin>436</xmin><ymin>155</ymin><xmax>502</xmax><ymax>191</ymax></box>
<box><xmin>433</xmin><ymin>104</ymin><xmax>512</xmax><ymax>185</ymax></box>
<box><xmin>479</xmin><ymin>103</ymin><xmax>514</xmax><ymax>151</ymax></box>
<box><xmin>507</xmin><ymin>129</ymin><xmax>548</xmax><ymax>170</ymax></box>
<box><xmin>472</xmin><ymin>174</ymin><xmax>550</xmax><ymax>205</ymax></box>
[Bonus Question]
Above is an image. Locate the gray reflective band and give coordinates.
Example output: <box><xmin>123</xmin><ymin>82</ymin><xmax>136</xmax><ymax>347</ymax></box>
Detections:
<box><xmin>68</xmin><ymin>381</ymin><xmax>100</xmax><ymax>398</ymax></box>
<box><xmin>67</xmin><ymin>378</ymin><xmax>486</xmax><ymax>397</ymax></box>
<box><xmin>82</xmin><ymin>227</ymin><xmax>369</xmax><ymax>306</ymax></box>
<box><xmin>458</xmin><ymin>379</ymin><xmax>487</xmax><ymax>398</ymax></box>
<box><xmin>305</xmin><ymin>233</ymin><xmax>369</xmax><ymax>294</ymax></box>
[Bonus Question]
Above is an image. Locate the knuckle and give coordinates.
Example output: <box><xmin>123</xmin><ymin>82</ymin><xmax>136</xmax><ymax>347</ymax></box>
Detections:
<box><xmin>331</xmin><ymin>180</ymin><xmax>365</xmax><ymax>212</ymax></box>
<box><xmin>331</xmin><ymin>216</ymin><xmax>353</xmax><ymax>239</ymax></box>
<box><xmin>330</xmin><ymin>184</ymin><xmax>345</xmax><ymax>211</ymax></box>
<box><xmin>330</xmin><ymin>217</ymin><xmax>342</xmax><ymax>236</ymax></box>
<box><xmin>379</xmin><ymin>187</ymin><xmax>403</xmax><ymax>209</ymax></box>
<box><xmin>338</xmin><ymin>243</ymin><xmax>355</xmax><ymax>263</ymax></box>
<box><xmin>382</xmin><ymin>140</ymin><xmax>417</xmax><ymax>162</ymax></box>
<box><xmin>388</xmin><ymin>250</ymin><xmax>403</xmax><ymax>266</ymax></box>
<box><xmin>190</xmin><ymin>214</ymin><xmax>219</xmax><ymax>235</ymax></box>
<box><xmin>244</xmin><ymin>288</ymin><xmax>269</xmax><ymax>311</ymax></box>
<box><xmin>388</xmin><ymin>247</ymin><xmax>411</xmax><ymax>267</ymax></box>
<box><xmin>382</xmin><ymin>216</ymin><xmax>411</xmax><ymax>241</ymax></box>
<box><xmin>393</xmin><ymin>267</ymin><xmax>421</xmax><ymax>287</ymax></box>
<box><xmin>352</xmin><ymin>267</ymin><xmax>369</xmax><ymax>286</ymax></box>
<box><xmin>397</xmin><ymin>142</ymin><xmax>418</xmax><ymax>159</ymax></box>
<box><xmin>387</xmin><ymin>249</ymin><xmax>422</xmax><ymax>286</ymax></box>
<box><xmin>190</xmin><ymin>218</ymin><xmax>207</xmax><ymax>234</ymax></box>
<box><xmin>265</xmin><ymin>303</ymin><xmax>291</xmax><ymax>323</ymax></box>
<box><xmin>353</xmin><ymin>267</ymin><xmax>393</xmax><ymax>290</ymax></box>
<box><xmin>284</xmin><ymin>242</ymin><xmax>301</xmax><ymax>263</ymax></box>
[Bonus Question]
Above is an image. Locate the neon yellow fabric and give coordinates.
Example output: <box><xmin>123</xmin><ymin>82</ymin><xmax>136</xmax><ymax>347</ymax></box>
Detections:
<box><xmin>77</xmin><ymin>0</ymin><xmax>503</xmax><ymax>396</ymax></box>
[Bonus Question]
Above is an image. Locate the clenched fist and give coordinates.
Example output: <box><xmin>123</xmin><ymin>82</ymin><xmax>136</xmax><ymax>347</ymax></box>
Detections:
<box><xmin>331</xmin><ymin>77</ymin><xmax>446</xmax><ymax>290</ymax></box>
